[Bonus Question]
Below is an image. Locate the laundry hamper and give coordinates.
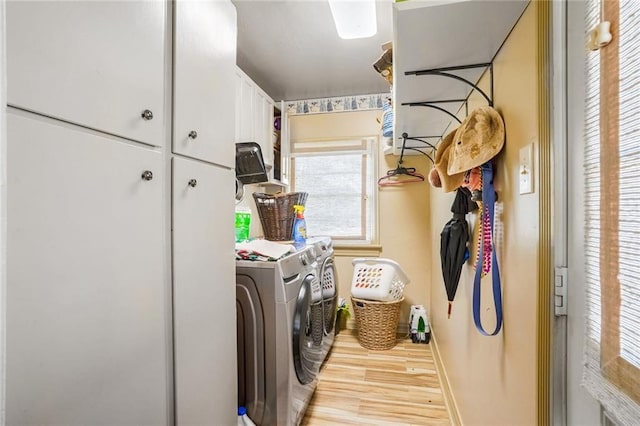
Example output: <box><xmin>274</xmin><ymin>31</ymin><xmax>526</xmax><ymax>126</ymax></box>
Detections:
<box><xmin>351</xmin><ymin>297</ymin><xmax>404</xmax><ymax>350</ymax></box>
<box><xmin>252</xmin><ymin>192</ymin><xmax>308</xmax><ymax>241</ymax></box>
<box><xmin>350</xmin><ymin>258</ymin><xmax>410</xmax><ymax>302</ymax></box>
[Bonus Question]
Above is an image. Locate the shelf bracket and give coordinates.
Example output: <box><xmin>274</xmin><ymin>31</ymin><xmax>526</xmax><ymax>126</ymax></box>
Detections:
<box><xmin>400</xmin><ymin>102</ymin><xmax>463</xmax><ymax>124</ymax></box>
<box><xmin>404</xmin><ymin>62</ymin><xmax>494</xmax><ymax>107</ymax></box>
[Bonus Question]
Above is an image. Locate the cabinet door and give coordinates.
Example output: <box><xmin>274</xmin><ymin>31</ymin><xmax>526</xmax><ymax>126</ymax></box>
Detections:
<box><xmin>173</xmin><ymin>0</ymin><xmax>237</xmax><ymax>167</ymax></box>
<box><xmin>253</xmin><ymin>89</ymin><xmax>267</xmax><ymax>148</ymax></box>
<box><xmin>279</xmin><ymin>102</ymin><xmax>291</xmax><ymax>186</ymax></box>
<box><xmin>6</xmin><ymin>2</ymin><xmax>167</xmax><ymax>147</ymax></box>
<box><xmin>172</xmin><ymin>157</ymin><xmax>236</xmax><ymax>425</ymax></box>
<box><xmin>6</xmin><ymin>111</ymin><xmax>169</xmax><ymax>426</ymax></box>
<box><xmin>238</xmin><ymin>73</ymin><xmax>255</xmax><ymax>143</ymax></box>
<box><xmin>234</xmin><ymin>70</ymin><xmax>243</xmax><ymax>143</ymax></box>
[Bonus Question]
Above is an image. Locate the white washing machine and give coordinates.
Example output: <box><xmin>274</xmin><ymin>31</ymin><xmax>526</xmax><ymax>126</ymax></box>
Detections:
<box><xmin>236</xmin><ymin>247</ymin><xmax>323</xmax><ymax>425</ymax></box>
<box><xmin>306</xmin><ymin>237</ymin><xmax>338</xmax><ymax>362</ymax></box>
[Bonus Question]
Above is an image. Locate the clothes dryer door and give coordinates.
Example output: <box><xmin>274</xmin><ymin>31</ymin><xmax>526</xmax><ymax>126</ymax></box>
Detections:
<box><xmin>292</xmin><ymin>274</ymin><xmax>317</xmax><ymax>385</ymax></box>
<box><xmin>236</xmin><ymin>274</ymin><xmax>266</xmax><ymax>425</ymax></box>
<box><xmin>320</xmin><ymin>257</ymin><xmax>338</xmax><ymax>335</ymax></box>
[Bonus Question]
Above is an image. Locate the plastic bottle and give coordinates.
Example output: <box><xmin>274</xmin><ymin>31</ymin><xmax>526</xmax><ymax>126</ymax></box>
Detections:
<box><xmin>237</xmin><ymin>406</ymin><xmax>256</xmax><ymax>426</ymax></box>
<box><xmin>235</xmin><ymin>207</ymin><xmax>251</xmax><ymax>243</ymax></box>
<box><xmin>292</xmin><ymin>205</ymin><xmax>307</xmax><ymax>249</ymax></box>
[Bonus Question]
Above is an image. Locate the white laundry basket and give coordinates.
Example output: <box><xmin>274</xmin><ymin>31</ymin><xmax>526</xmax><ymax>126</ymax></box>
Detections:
<box><xmin>350</xmin><ymin>258</ymin><xmax>410</xmax><ymax>302</ymax></box>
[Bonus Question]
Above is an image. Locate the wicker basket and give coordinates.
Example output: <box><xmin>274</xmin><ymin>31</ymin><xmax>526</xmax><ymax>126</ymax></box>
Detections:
<box><xmin>252</xmin><ymin>192</ymin><xmax>308</xmax><ymax>241</ymax></box>
<box><xmin>351</xmin><ymin>296</ymin><xmax>404</xmax><ymax>350</ymax></box>
<box><xmin>310</xmin><ymin>301</ymin><xmax>324</xmax><ymax>346</ymax></box>
<box><xmin>323</xmin><ymin>295</ymin><xmax>337</xmax><ymax>333</ymax></box>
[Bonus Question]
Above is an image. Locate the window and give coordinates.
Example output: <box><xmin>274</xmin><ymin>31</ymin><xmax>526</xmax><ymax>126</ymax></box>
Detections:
<box><xmin>583</xmin><ymin>0</ymin><xmax>640</xmax><ymax>422</ymax></box>
<box><xmin>290</xmin><ymin>137</ymin><xmax>377</xmax><ymax>244</ymax></box>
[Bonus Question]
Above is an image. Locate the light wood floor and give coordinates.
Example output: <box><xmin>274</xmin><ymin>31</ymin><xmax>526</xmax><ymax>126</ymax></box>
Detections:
<box><xmin>301</xmin><ymin>328</ymin><xmax>451</xmax><ymax>425</ymax></box>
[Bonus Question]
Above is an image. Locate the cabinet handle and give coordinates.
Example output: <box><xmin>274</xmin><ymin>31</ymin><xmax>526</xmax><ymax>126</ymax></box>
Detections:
<box><xmin>141</xmin><ymin>170</ymin><xmax>154</xmax><ymax>181</ymax></box>
<box><xmin>188</xmin><ymin>179</ymin><xmax>197</xmax><ymax>188</ymax></box>
<box><xmin>141</xmin><ymin>109</ymin><xmax>154</xmax><ymax>121</ymax></box>
<box><xmin>188</xmin><ymin>130</ymin><xmax>198</xmax><ymax>139</ymax></box>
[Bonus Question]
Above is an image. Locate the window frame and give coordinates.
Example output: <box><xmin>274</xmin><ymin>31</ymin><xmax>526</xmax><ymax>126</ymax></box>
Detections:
<box><xmin>289</xmin><ymin>136</ymin><xmax>378</xmax><ymax>245</ymax></box>
<box><xmin>595</xmin><ymin>0</ymin><xmax>640</xmax><ymax>405</ymax></box>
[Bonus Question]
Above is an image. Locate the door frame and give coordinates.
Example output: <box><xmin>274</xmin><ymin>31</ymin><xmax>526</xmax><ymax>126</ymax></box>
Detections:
<box><xmin>1</xmin><ymin>1</ymin><xmax>7</xmax><ymax>423</ymax></box>
<box><xmin>554</xmin><ymin>0</ymin><xmax>603</xmax><ymax>424</ymax></box>
<box><xmin>551</xmin><ymin>0</ymin><xmax>569</xmax><ymax>423</ymax></box>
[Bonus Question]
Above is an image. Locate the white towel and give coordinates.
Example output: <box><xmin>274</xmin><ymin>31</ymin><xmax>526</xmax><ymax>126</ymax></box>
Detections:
<box><xmin>235</xmin><ymin>239</ymin><xmax>294</xmax><ymax>260</ymax></box>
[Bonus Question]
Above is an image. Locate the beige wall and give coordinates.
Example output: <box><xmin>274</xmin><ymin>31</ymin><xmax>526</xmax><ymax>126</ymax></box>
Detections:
<box><xmin>289</xmin><ymin>110</ymin><xmax>431</xmax><ymax>326</ymax></box>
<box><xmin>429</xmin><ymin>3</ymin><xmax>539</xmax><ymax>425</ymax></box>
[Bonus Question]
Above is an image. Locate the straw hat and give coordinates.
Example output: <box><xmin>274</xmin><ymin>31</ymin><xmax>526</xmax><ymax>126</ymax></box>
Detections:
<box><xmin>447</xmin><ymin>106</ymin><xmax>505</xmax><ymax>175</ymax></box>
<box><xmin>429</xmin><ymin>128</ymin><xmax>466</xmax><ymax>193</ymax></box>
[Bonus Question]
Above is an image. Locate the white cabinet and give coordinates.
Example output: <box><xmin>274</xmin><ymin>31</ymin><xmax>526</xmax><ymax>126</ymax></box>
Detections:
<box><xmin>234</xmin><ymin>67</ymin><xmax>275</xmax><ymax>168</ymax></box>
<box><xmin>278</xmin><ymin>101</ymin><xmax>291</xmax><ymax>185</ymax></box>
<box><xmin>6</xmin><ymin>1</ymin><xmax>167</xmax><ymax>147</ymax></box>
<box><xmin>6</xmin><ymin>111</ymin><xmax>169</xmax><ymax>426</ymax></box>
<box><xmin>172</xmin><ymin>157</ymin><xmax>236</xmax><ymax>425</ymax></box>
<box><xmin>236</xmin><ymin>70</ymin><xmax>255</xmax><ymax>143</ymax></box>
<box><xmin>173</xmin><ymin>0</ymin><xmax>237</xmax><ymax>167</ymax></box>
<box><xmin>5</xmin><ymin>2</ymin><xmax>239</xmax><ymax>423</ymax></box>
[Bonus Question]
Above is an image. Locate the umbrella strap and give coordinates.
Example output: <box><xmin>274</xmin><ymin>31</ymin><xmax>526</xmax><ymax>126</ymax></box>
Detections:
<box><xmin>472</xmin><ymin>162</ymin><xmax>503</xmax><ymax>336</ymax></box>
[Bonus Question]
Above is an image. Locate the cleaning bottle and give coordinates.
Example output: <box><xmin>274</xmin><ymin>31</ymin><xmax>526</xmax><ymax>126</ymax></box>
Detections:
<box><xmin>237</xmin><ymin>406</ymin><xmax>256</xmax><ymax>426</ymax></box>
<box><xmin>292</xmin><ymin>205</ymin><xmax>307</xmax><ymax>249</ymax></box>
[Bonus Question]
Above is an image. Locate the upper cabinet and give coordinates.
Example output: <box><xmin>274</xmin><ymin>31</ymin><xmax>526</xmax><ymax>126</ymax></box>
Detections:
<box><xmin>173</xmin><ymin>0</ymin><xmax>237</xmax><ymax>168</ymax></box>
<box><xmin>392</xmin><ymin>0</ymin><xmax>529</xmax><ymax>154</ymax></box>
<box><xmin>6</xmin><ymin>2</ymin><xmax>167</xmax><ymax>147</ymax></box>
<box><xmin>234</xmin><ymin>67</ymin><xmax>275</xmax><ymax>169</ymax></box>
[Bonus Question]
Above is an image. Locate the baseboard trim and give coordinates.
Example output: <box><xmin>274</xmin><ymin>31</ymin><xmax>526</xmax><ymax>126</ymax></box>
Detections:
<box><xmin>430</xmin><ymin>330</ymin><xmax>463</xmax><ymax>425</ymax></box>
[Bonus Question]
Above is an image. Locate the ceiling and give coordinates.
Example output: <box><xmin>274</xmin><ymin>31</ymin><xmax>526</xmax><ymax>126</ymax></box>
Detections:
<box><xmin>233</xmin><ymin>0</ymin><xmax>393</xmax><ymax>101</ymax></box>
<box><xmin>233</xmin><ymin>0</ymin><xmax>529</xmax><ymax>103</ymax></box>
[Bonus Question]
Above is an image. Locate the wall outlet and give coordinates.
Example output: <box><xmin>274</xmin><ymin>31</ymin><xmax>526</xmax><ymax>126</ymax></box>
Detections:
<box><xmin>519</xmin><ymin>143</ymin><xmax>534</xmax><ymax>194</ymax></box>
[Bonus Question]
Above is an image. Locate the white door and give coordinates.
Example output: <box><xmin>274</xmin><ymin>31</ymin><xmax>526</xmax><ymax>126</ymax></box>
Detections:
<box><xmin>6</xmin><ymin>110</ymin><xmax>169</xmax><ymax>426</ymax></box>
<box><xmin>6</xmin><ymin>1</ymin><xmax>167</xmax><ymax>147</ymax></box>
<box><xmin>253</xmin><ymin>89</ymin><xmax>267</xmax><ymax>149</ymax></box>
<box><xmin>172</xmin><ymin>157</ymin><xmax>236</xmax><ymax>425</ymax></box>
<box><xmin>173</xmin><ymin>0</ymin><xmax>237</xmax><ymax>167</ymax></box>
<box><xmin>238</xmin><ymin>74</ymin><xmax>255</xmax><ymax>143</ymax></box>
<box><xmin>564</xmin><ymin>1</ymin><xmax>602</xmax><ymax>423</ymax></box>
<box><xmin>279</xmin><ymin>101</ymin><xmax>291</xmax><ymax>186</ymax></box>
<box><xmin>235</xmin><ymin>70</ymin><xmax>243</xmax><ymax>143</ymax></box>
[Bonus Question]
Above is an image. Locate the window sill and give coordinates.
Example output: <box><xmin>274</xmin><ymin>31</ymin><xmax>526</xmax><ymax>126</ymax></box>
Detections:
<box><xmin>334</xmin><ymin>244</ymin><xmax>383</xmax><ymax>258</ymax></box>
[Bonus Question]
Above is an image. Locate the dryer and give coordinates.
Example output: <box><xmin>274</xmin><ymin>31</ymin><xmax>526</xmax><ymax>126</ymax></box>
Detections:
<box><xmin>236</xmin><ymin>247</ymin><xmax>322</xmax><ymax>426</ymax></box>
<box><xmin>306</xmin><ymin>236</ymin><xmax>338</xmax><ymax>362</ymax></box>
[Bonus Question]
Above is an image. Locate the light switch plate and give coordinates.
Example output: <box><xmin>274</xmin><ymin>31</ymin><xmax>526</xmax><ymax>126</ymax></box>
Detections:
<box><xmin>519</xmin><ymin>143</ymin><xmax>534</xmax><ymax>194</ymax></box>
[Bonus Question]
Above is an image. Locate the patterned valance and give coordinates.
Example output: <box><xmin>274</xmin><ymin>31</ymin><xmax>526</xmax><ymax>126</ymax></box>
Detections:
<box><xmin>284</xmin><ymin>93</ymin><xmax>390</xmax><ymax>115</ymax></box>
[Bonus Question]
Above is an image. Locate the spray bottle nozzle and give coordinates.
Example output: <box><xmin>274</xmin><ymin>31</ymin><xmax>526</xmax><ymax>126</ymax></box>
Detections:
<box><xmin>293</xmin><ymin>205</ymin><xmax>305</xmax><ymax>217</ymax></box>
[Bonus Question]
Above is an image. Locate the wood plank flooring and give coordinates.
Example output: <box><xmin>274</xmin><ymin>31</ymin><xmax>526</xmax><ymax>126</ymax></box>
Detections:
<box><xmin>301</xmin><ymin>329</ymin><xmax>451</xmax><ymax>425</ymax></box>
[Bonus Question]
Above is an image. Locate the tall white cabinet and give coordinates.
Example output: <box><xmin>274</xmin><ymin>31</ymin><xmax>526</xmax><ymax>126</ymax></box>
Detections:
<box><xmin>5</xmin><ymin>1</ymin><xmax>237</xmax><ymax>425</ymax></box>
<box><xmin>172</xmin><ymin>158</ymin><xmax>235</xmax><ymax>424</ymax></box>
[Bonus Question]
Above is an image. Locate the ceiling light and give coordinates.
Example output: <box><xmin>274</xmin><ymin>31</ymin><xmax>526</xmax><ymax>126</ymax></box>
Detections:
<box><xmin>328</xmin><ymin>0</ymin><xmax>377</xmax><ymax>40</ymax></box>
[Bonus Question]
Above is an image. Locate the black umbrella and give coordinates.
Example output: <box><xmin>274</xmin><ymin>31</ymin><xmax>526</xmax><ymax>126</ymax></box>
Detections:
<box><xmin>440</xmin><ymin>187</ymin><xmax>477</xmax><ymax>318</ymax></box>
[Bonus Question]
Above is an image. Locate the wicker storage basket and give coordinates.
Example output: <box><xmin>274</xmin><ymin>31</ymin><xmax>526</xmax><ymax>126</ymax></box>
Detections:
<box><xmin>323</xmin><ymin>295</ymin><xmax>337</xmax><ymax>333</ymax></box>
<box><xmin>310</xmin><ymin>301</ymin><xmax>324</xmax><ymax>346</ymax></box>
<box><xmin>351</xmin><ymin>296</ymin><xmax>404</xmax><ymax>350</ymax></box>
<box><xmin>252</xmin><ymin>192</ymin><xmax>308</xmax><ymax>241</ymax></box>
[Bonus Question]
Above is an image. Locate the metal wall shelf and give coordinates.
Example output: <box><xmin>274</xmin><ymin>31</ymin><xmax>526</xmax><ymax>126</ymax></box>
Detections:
<box><xmin>397</xmin><ymin>62</ymin><xmax>494</xmax><ymax>158</ymax></box>
<box><xmin>392</xmin><ymin>0</ymin><xmax>527</xmax><ymax>156</ymax></box>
